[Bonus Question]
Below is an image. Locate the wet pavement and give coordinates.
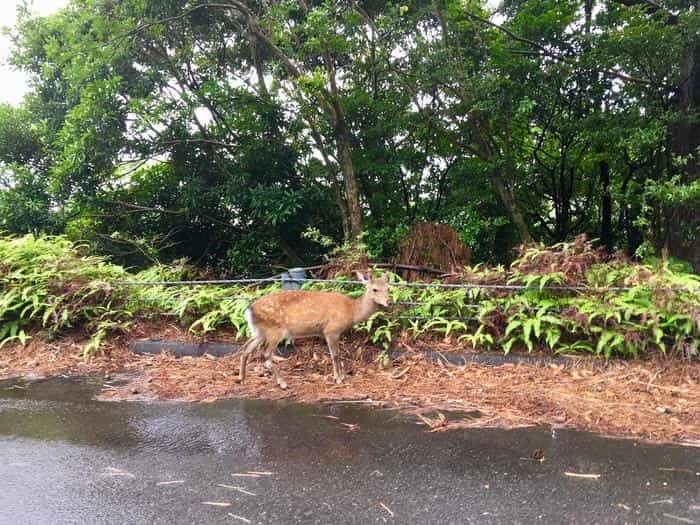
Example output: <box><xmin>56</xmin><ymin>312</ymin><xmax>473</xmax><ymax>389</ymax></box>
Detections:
<box><xmin>0</xmin><ymin>376</ymin><xmax>698</xmax><ymax>525</ymax></box>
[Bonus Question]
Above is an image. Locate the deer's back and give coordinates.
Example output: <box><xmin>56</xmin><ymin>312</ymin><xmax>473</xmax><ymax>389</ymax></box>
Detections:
<box><xmin>251</xmin><ymin>290</ymin><xmax>355</xmax><ymax>336</ymax></box>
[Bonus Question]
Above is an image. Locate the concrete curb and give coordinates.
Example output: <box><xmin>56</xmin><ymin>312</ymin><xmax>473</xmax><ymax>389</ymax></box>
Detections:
<box><xmin>131</xmin><ymin>340</ymin><xmax>586</xmax><ymax>367</ymax></box>
<box><xmin>131</xmin><ymin>341</ymin><xmax>243</xmax><ymax>357</ymax></box>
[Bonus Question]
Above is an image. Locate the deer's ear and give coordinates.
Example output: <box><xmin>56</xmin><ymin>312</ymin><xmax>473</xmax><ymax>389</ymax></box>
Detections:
<box><xmin>379</xmin><ymin>273</ymin><xmax>388</xmax><ymax>283</ymax></box>
<box><xmin>355</xmin><ymin>271</ymin><xmax>367</xmax><ymax>283</ymax></box>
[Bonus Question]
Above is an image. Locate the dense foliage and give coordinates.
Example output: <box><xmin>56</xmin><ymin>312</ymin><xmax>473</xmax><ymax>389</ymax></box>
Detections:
<box><xmin>1</xmin><ymin>235</ymin><xmax>697</xmax><ymax>359</ymax></box>
<box><xmin>380</xmin><ymin>237</ymin><xmax>700</xmax><ymax>359</ymax></box>
<box><xmin>0</xmin><ymin>1</ymin><xmax>698</xmax><ymax>272</ymax></box>
<box><xmin>0</xmin><ymin>235</ymin><xmax>277</xmax><ymax>352</ymax></box>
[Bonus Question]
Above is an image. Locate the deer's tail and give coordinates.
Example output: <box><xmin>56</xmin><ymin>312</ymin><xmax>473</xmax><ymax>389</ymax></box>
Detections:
<box><xmin>245</xmin><ymin>307</ymin><xmax>263</xmax><ymax>341</ymax></box>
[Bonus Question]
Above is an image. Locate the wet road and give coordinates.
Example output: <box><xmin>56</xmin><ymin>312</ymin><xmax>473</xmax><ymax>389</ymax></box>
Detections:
<box><xmin>0</xmin><ymin>377</ymin><xmax>698</xmax><ymax>524</ymax></box>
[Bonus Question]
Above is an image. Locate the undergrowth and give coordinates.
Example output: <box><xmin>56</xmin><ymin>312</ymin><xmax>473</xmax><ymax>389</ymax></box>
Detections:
<box><xmin>0</xmin><ymin>235</ymin><xmax>278</xmax><ymax>354</ymax></box>
<box><xmin>0</xmin><ymin>234</ymin><xmax>698</xmax><ymax>359</ymax></box>
<box><xmin>361</xmin><ymin>237</ymin><xmax>699</xmax><ymax>359</ymax></box>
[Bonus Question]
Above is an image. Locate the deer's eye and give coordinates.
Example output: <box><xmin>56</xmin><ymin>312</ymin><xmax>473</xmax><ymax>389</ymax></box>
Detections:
<box><xmin>372</xmin><ymin>288</ymin><xmax>378</xmax><ymax>292</ymax></box>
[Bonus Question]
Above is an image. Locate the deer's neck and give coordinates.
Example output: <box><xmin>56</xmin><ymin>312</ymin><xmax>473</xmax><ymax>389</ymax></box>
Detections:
<box><xmin>352</xmin><ymin>292</ymin><xmax>377</xmax><ymax>324</ymax></box>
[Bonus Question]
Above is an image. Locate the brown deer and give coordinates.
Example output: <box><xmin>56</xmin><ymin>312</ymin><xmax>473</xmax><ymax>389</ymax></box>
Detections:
<box><xmin>235</xmin><ymin>272</ymin><xmax>391</xmax><ymax>389</ymax></box>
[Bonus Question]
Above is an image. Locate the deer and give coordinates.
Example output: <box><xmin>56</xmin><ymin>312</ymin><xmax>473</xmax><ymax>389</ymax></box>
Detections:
<box><xmin>235</xmin><ymin>272</ymin><xmax>391</xmax><ymax>390</ymax></box>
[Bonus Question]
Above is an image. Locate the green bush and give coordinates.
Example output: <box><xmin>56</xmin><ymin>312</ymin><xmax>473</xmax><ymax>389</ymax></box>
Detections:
<box><xmin>344</xmin><ymin>238</ymin><xmax>699</xmax><ymax>359</ymax></box>
<box><xmin>0</xmin><ymin>235</ymin><xmax>278</xmax><ymax>354</ymax></box>
<box><xmin>0</xmin><ymin>235</ymin><xmax>697</xmax><ymax>359</ymax></box>
<box><xmin>0</xmin><ymin>235</ymin><xmax>130</xmax><ymax>352</ymax></box>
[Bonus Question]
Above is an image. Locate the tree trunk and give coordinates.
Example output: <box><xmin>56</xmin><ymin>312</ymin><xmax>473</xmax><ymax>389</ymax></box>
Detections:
<box><xmin>327</xmin><ymin>56</ymin><xmax>363</xmax><ymax>239</ymax></box>
<box><xmin>336</xmin><ymin>121</ymin><xmax>363</xmax><ymax>239</ymax></box>
<box><xmin>470</xmin><ymin>116</ymin><xmax>534</xmax><ymax>245</ymax></box>
<box><xmin>612</xmin><ymin>0</ymin><xmax>699</xmax><ymax>269</ymax></box>
<box><xmin>306</xmin><ymin>124</ymin><xmax>352</xmax><ymax>240</ymax></box>
<box><xmin>490</xmin><ymin>168</ymin><xmax>534</xmax><ymax>244</ymax></box>
<box><xmin>672</xmin><ymin>45</ymin><xmax>700</xmax><ymax>177</ymax></box>
<box><xmin>600</xmin><ymin>160</ymin><xmax>613</xmax><ymax>252</ymax></box>
<box><xmin>667</xmin><ymin>43</ymin><xmax>700</xmax><ymax>270</ymax></box>
<box><xmin>234</xmin><ymin>2</ymin><xmax>364</xmax><ymax>242</ymax></box>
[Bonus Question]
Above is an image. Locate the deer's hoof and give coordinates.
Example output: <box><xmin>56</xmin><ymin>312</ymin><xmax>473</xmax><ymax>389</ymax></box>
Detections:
<box><xmin>234</xmin><ymin>378</ymin><xmax>243</xmax><ymax>384</ymax></box>
<box><xmin>334</xmin><ymin>375</ymin><xmax>345</xmax><ymax>385</ymax></box>
<box><xmin>278</xmin><ymin>381</ymin><xmax>288</xmax><ymax>390</ymax></box>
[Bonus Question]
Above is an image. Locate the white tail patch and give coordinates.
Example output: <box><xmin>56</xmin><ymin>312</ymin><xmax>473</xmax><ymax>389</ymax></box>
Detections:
<box><xmin>245</xmin><ymin>307</ymin><xmax>262</xmax><ymax>339</ymax></box>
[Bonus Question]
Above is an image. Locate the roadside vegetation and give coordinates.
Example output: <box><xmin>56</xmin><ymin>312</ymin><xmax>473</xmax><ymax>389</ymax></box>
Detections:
<box><xmin>1</xmin><ymin>2</ymin><xmax>698</xmax><ymax>359</ymax></box>
<box><xmin>1</xmin><ymin>235</ymin><xmax>697</xmax><ymax>360</ymax></box>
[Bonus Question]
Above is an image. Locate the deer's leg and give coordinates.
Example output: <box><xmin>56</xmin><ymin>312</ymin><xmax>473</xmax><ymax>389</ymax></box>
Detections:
<box><xmin>262</xmin><ymin>334</ymin><xmax>287</xmax><ymax>390</ymax></box>
<box><xmin>324</xmin><ymin>332</ymin><xmax>345</xmax><ymax>384</ymax></box>
<box><xmin>236</xmin><ymin>336</ymin><xmax>263</xmax><ymax>384</ymax></box>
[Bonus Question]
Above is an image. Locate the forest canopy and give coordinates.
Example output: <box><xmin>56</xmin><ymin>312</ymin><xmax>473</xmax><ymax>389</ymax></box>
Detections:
<box><xmin>0</xmin><ymin>0</ymin><xmax>698</xmax><ymax>274</ymax></box>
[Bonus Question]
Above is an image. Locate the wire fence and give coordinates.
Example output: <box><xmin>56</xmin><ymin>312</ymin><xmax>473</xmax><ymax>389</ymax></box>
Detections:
<box><xmin>118</xmin><ymin>270</ymin><xmax>700</xmax><ymax>324</ymax></box>
<box><xmin>117</xmin><ymin>276</ymin><xmax>700</xmax><ymax>293</ymax></box>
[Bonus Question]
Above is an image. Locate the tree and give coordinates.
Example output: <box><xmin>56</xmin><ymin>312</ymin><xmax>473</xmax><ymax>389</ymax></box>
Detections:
<box><xmin>0</xmin><ymin>104</ymin><xmax>57</xmax><ymax>235</ymax></box>
<box><xmin>1</xmin><ymin>0</ymin><xmax>698</xmax><ymax>270</ymax></box>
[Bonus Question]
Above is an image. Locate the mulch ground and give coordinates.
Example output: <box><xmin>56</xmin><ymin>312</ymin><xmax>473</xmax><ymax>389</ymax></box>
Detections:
<box><xmin>1</xmin><ymin>323</ymin><xmax>698</xmax><ymax>446</ymax></box>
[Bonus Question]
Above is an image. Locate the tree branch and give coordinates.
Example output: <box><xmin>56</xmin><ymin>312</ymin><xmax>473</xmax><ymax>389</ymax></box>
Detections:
<box><xmin>614</xmin><ymin>0</ymin><xmax>679</xmax><ymax>24</ymax></box>
<box><xmin>156</xmin><ymin>138</ymin><xmax>239</xmax><ymax>151</ymax></box>
<box><xmin>462</xmin><ymin>9</ymin><xmax>658</xmax><ymax>87</ymax></box>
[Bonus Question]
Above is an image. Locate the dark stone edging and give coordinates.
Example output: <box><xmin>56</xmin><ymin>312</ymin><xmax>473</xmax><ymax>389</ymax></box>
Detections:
<box><xmin>132</xmin><ymin>340</ymin><xmax>240</xmax><ymax>357</ymax></box>
<box><xmin>416</xmin><ymin>350</ymin><xmax>579</xmax><ymax>367</ymax></box>
<box><xmin>131</xmin><ymin>340</ymin><xmax>587</xmax><ymax>367</ymax></box>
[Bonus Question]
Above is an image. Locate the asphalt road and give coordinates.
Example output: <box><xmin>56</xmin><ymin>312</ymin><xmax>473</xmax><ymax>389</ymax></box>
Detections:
<box><xmin>0</xmin><ymin>376</ymin><xmax>698</xmax><ymax>524</ymax></box>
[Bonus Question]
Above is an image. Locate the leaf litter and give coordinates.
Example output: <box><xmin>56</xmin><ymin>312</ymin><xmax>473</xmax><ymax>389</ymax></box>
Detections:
<box><xmin>217</xmin><ymin>484</ymin><xmax>257</xmax><ymax>496</ymax></box>
<box><xmin>564</xmin><ymin>472</ymin><xmax>601</xmax><ymax>479</ymax></box>
<box><xmin>228</xmin><ymin>513</ymin><xmax>252</xmax><ymax>523</ymax></box>
<box><xmin>2</xmin><ymin>326</ymin><xmax>698</xmax><ymax>445</ymax></box>
<box><xmin>379</xmin><ymin>502</ymin><xmax>395</xmax><ymax>517</ymax></box>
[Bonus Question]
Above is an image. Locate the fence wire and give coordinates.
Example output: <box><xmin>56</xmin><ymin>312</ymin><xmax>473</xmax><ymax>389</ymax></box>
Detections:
<box><xmin>117</xmin><ymin>276</ymin><xmax>699</xmax><ymax>293</ymax></box>
<box><xmin>120</xmin><ymin>272</ymin><xmax>699</xmax><ymax>324</ymax></box>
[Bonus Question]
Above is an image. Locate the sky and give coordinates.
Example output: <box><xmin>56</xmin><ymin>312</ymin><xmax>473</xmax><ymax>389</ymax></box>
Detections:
<box><xmin>0</xmin><ymin>0</ymin><xmax>69</xmax><ymax>106</ymax></box>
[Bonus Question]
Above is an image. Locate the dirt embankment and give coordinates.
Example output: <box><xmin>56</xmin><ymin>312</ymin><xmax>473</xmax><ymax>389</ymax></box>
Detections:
<box><xmin>1</xmin><ymin>324</ymin><xmax>698</xmax><ymax>446</ymax></box>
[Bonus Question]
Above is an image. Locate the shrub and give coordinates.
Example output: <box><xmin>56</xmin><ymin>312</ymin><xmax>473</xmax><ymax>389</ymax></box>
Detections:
<box><xmin>0</xmin><ymin>235</ymin><xmax>279</xmax><ymax>353</ymax></box>
<box><xmin>0</xmin><ymin>235</ymin><xmax>129</xmax><ymax>352</ymax></box>
<box><xmin>0</xmin><ymin>235</ymin><xmax>697</xmax><ymax>359</ymax></box>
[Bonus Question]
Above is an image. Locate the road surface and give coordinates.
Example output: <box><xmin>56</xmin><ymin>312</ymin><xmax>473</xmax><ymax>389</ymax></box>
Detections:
<box><xmin>0</xmin><ymin>376</ymin><xmax>698</xmax><ymax>524</ymax></box>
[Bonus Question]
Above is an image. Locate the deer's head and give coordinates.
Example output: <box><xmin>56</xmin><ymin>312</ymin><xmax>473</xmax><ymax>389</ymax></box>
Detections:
<box><xmin>357</xmin><ymin>271</ymin><xmax>391</xmax><ymax>307</ymax></box>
